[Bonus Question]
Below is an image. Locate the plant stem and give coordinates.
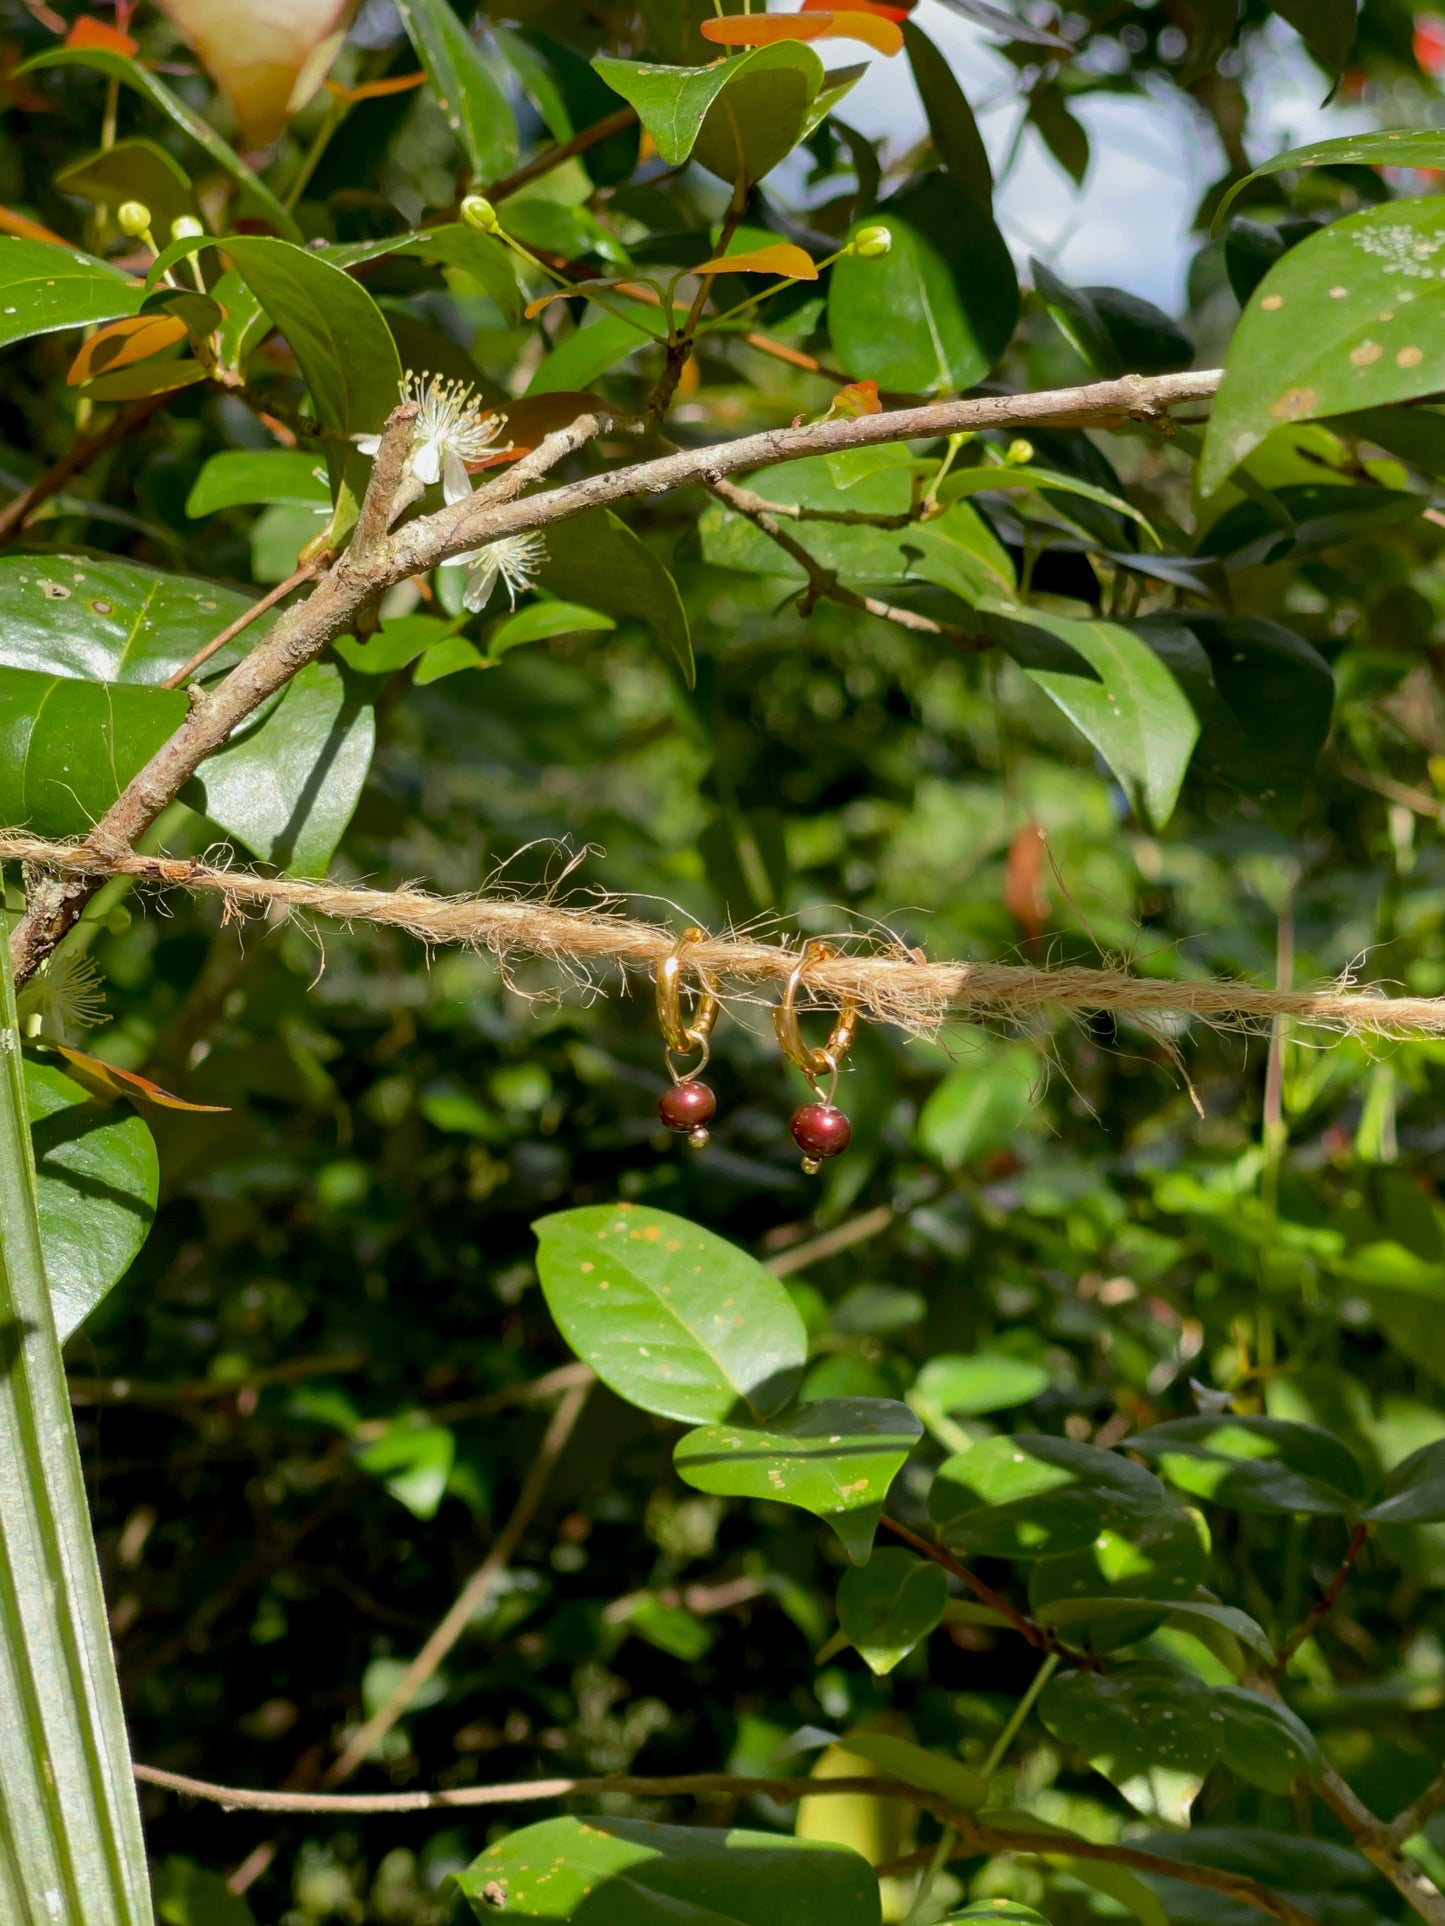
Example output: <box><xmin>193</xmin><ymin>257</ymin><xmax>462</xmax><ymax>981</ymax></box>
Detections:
<box><xmin>901</xmin><ymin>1826</ymin><xmax>956</xmax><ymax>1926</ymax></box>
<box><xmin>285</xmin><ymin>101</ymin><xmax>344</xmax><ymax>212</ymax></box>
<box><xmin>982</xmin><ymin>1649</ymin><xmax>1060</xmax><ymax>1779</ymax></box>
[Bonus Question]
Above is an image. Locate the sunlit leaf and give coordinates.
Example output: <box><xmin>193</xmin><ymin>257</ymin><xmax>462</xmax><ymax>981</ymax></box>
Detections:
<box><xmin>66</xmin><ymin>311</ymin><xmax>187</xmax><ymax>385</ymax></box>
<box><xmin>48</xmin><ymin>1047</ymin><xmax>230</xmax><ymax>1114</ymax></box>
<box><xmin>694</xmin><ymin>242</ymin><xmax>818</xmax><ymax>279</ymax></box>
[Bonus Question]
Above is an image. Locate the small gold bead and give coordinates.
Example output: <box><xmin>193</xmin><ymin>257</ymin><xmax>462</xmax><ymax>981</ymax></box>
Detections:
<box><xmin>688</xmin><ymin>1126</ymin><xmax>709</xmax><ymax>1149</ymax></box>
<box><xmin>801</xmin><ymin>1155</ymin><xmax>822</xmax><ymax>1176</ymax></box>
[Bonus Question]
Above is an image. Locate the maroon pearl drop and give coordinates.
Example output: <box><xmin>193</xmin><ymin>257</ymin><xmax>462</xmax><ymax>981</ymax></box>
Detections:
<box><xmin>658</xmin><ymin>1080</ymin><xmax>717</xmax><ymax>1133</ymax></box>
<box><xmin>790</xmin><ymin>1103</ymin><xmax>852</xmax><ymax>1159</ymax></box>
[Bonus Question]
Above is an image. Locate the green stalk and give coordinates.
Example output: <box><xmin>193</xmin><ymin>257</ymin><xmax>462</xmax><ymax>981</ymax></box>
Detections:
<box><xmin>0</xmin><ymin>882</ymin><xmax>152</xmax><ymax>1924</ymax></box>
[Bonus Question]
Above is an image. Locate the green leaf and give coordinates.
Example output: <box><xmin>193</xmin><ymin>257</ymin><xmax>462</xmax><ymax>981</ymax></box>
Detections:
<box><xmin>1028</xmin><ymin>1507</ymin><xmax>1212</xmax><ymax>1653</ymax></box>
<box><xmin>1032</xmin><ymin>259</ymin><xmax>1194</xmax><ymax>379</ymax></box>
<box><xmin>928</xmin><ymin>1434</ymin><xmax>1172</xmax><ymax>1559</ymax></box>
<box><xmin>414</xmin><ymin>635</ymin><xmax>486</xmax><ymax>683</ymax></box>
<box><xmin>0</xmin><ymin>236</ymin><xmax>144</xmax><ymax>352</ymax></box>
<box><xmin>489</xmin><ymin>599</ymin><xmax>616</xmax><ymax>654</ymax></box>
<box><xmin>537</xmin><ymin>510</ymin><xmax>693</xmax><ymax>683</ymax></box>
<box><xmin>396</xmin><ymin>0</ymin><xmax>519</xmax><ymax>185</ymax></box>
<box><xmin>1200</xmin><ymin>197</ymin><xmax>1445</xmax><ymax>497</ymax></box>
<box><xmin>166</xmin><ymin>235</ymin><xmax>403</xmax><ymax>539</ymax></box>
<box><xmin>1267</xmin><ymin>0</ymin><xmax>1357</xmax><ymax>71</ymax></box>
<box><xmin>1216</xmin><ymin>1686</ymin><xmax>1321</xmax><ymax>1791</ymax></box>
<box><xmin>154</xmin><ymin>1855</ymin><xmax>256</xmax><ymax>1926</ymax></box>
<box><xmin>1132</xmin><ymin>1417</ymin><xmax>1367</xmax><ymax>1515</ymax></box>
<box><xmin>26</xmin><ymin>1060</ymin><xmax>157</xmax><ymax>1342</ymax></box>
<box><xmin>829</xmin><ymin>178</ymin><xmax>1018</xmax><ymax>394</ymax></box>
<box><xmin>355</xmin><ymin>1422</ymin><xmax>456</xmax><ymax>1519</ymax></box>
<box><xmin>1215</xmin><ymin>133</ymin><xmax>1445</xmax><ymax>234</ymax></box>
<box><xmin>1365</xmin><ymin>1438</ymin><xmax>1445</xmax><ymax>1522</ymax></box>
<box><xmin>0</xmin><ymin>667</ymin><xmax>187</xmax><ymax>837</ymax></box>
<box><xmin>534</xmin><ymin>1203</ymin><xmax>807</xmax><ymax>1423</ymax></box>
<box><xmin>0</xmin><ymin>550</ymin><xmax>274</xmax><ymax>683</ymax></box>
<box><xmin>0</xmin><ymin>877</ymin><xmax>153</xmax><ymax>1925</ymax></box>
<box><xmin>942</xmin><ymin>463</ymin><xmax>1160</xmax><ymax>548</ymax></box>
<box><xmin>19</xmin><ymin>47</ymin><xmax>299</xmax><ymax>240</ymax></box>
<box><xmin>942</xmin><ymin>1908</ymin><xmax>1051</xmax><ymax>1926</ymax></box>
<box><xmin>982</xmin><ymin>605</ymin><xmax>1200</xmax><ymax>830</ymax></box>
<box><xmin>527</xmin><ymin>303</ymin><xmax>671</xmax><ymax>395</ymax></box>
<box><xmin>1040</xmin><ymin>1663</ymin><xmax>1225</xmax><ymax>1824</ymax></box>
<box><xmin>454</xmin><ymin>1815</ymin><xmax>882</xmax><ymax>1924</ymax></box>
<box><xmin>185</xmin><ymin>663</ymin><xmax>376</xmax><ymax>877</ymax></box>
<box><xmin>594</xmin><ymin>44</ymin><xmax>826</xmax><ymax>183</ymax></box>
<box><xmin>321</xmin><ymin>225</ymin><xmax>523</xmax><ymax>328</ymax></box>
<box><xmin>918</xmin><ymin>1045</ymin><xmax>1035</xmax><ymax>1169</ymax></box>
<box><xmin>1136</xmin><ymin>613</ymin><xmax>1333</xmax><ymax>828</ymax></box>
<box><xmin>909</xmin><ymin>1354</ymin><xmax>1051</xmax><ymax>1424</ymax></box>
<box><xmin>337</xmin><ymin>614</ymin><xmax>460</xmax><ymax>676</ymax></box>
<box><xmin>902</xmin><ymin>22</ymin><xmax>992</xmax><ymax>209</ymax></box>
<box><xmin>836</xmin><ymin>1548</ymin><xmax>948</xmax><ymax>1675</ymax></box>
<box><xmin>674</xmin><ymin>1397</ymin><xmax>923</xmax><ymax>1563</ymax></box>
<box><xmin>1041</xmin><ymin>1595</ymin><xmax>1274</xmax><ymax>1665</ymax></box>
<box><xmin>1029</xmin><ymin>83</ymin><xmax>1090</xmax><ymax>186</ymax></box>
<box><xmin>55</xmin><ymin>138</ymin><xmax>201</xmax><ymax>243</ymax></box>
<box><xmin>838</xmin><ymin>1732</ymin><xmax>986</xmax><ymax>1811</ymax></box>
<box><xmin>971</xmin><ymin>1812</ymin><xmax>1168</xmax><ymax>1926</ymax></box>
<box><xmin>186</xmin><ymin>450</ymin><xmax>331</xmax><ymax>518</ymax></box>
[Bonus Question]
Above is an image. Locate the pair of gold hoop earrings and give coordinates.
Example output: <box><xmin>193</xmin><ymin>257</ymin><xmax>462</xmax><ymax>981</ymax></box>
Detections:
<box><xmin>654</xmin><ymin>930</ymin><xmax>858</xmax><ymax>1174</ymax></box>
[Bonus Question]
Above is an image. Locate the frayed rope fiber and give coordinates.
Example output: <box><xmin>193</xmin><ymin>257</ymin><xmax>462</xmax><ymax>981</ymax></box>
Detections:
<box><xmin>5</xmin><ymin>831</ymin><xmax>1444</xmax><ymax>1039</ymax></box>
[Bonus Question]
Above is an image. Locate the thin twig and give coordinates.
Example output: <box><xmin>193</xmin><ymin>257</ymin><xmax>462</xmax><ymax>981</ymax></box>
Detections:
<box><xmin>67</xmin><ymin>1352</ymin><xmax>366</xmax><ymax>1407</ymax></box>
<box><xmin>877</xmin><ymin>1513</ymin><xmax>1066</xmax><ymax>1659</ymax></box>
<box><xmin>161</xmin><ymin>561</ymin><xmax>324</xmax><ymax>689</ymax></box>
<box><xmin>350</xmin><ymin>1362</ymin><xmax>595</xmax><ymax>1441</ymax></box>
<box><xmin>765</xmin><ymin>1205</ymin><xmax>894</xmax><ymax>1277</ymax></box>
<box><xmin>482</xmin><ymin>106</ymin><xmax>639</xmax><ymax>204</ymax></box>
<box><xmin>1391</xmin><ymin>1769</ymin><xmax>1445</xmax><ymax>1847</ymax></box>
<box><xmin>1273</xmin><ymin>1522</ymin><xmax>1370</xmax><ymax>1672</ymax></box>
<box><xmin>1317</xmin><ymin>1762</ymin><xmax>1445</xmax><ymax>1926</ymax></box>
<box><xmin>0</xmin><ymin>391</ymin><xmax>170</xmax><ymax>546</ymax></box>
<box><xmin>320</xmin><ymin>1377</ymin><xmax>592</xmax><ymax>1786</ymax></box>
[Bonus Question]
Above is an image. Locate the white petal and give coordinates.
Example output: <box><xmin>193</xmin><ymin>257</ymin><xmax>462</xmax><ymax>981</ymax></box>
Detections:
<box><xmin>463</xmin><ymin>556</ymin><xmax>498</xmax><ymax>613</ymax></box>
<box><xmin>356</xmin><ymin>434</ymin><xmax>382</xmax><ymax>455</ymax></box>
<box><xmin>411</xmin><ymin>440</ymin><xmax>442</xmax><ymax>486</ymax></box>
<box><xmin>442</xmin><ymin>448</ymin><xmax>474</xmax><ymax>505</ymax></box>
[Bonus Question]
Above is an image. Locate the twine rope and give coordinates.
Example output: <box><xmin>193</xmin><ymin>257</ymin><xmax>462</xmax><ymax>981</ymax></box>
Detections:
<box><xmin>4</xmin><ymin>831</ymin><xmax>1441</xmax><ymax>1038</ymax></box>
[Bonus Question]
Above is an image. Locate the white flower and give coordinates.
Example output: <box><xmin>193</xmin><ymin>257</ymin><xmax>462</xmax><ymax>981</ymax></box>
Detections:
<box><xmin>356</xmin><ymin>372</ymin><xmax>508</xmax><ymax>505</ymax></box>
<box><xmin>442</xmin><ymin>529</ymin><xmax>547</xmax><ymax>612</ymax></box>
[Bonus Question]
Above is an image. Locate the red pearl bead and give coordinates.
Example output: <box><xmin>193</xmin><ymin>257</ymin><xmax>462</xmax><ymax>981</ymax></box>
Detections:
<box><xmin>790</xmin><ymin>1103</ymin><xmax>851</xmax><ymax>1161</ymax></box>
<box><xmin>658</xmin><ymin>1080</ymin><xmax>717</xmax><ymax>1133</ymax></box>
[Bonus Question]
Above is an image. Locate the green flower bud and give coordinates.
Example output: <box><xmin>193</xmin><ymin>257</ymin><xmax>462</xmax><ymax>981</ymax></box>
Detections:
<box><xmin>461</xmin><ymin>194</ymin><xmax>502</xmax><ymax>235</ymax></box>
<box><xmin>1005</xmin><ymin>438</ymin><xmax>1035</xmax><ymax>466</ymax></box>
<box><xmin>170</xmin><ymin>214</ymin><xmax>205</xmax><ymax>241</ymax></box>
<box><xmin>117</xmin><ymin>200</ymin><xmax>153</xmax><ymax>239</ymax></box>
<box><xmin>851</xmin><ymin>225</ymin><xmax>892</xmax><ymax>260</ymax></box>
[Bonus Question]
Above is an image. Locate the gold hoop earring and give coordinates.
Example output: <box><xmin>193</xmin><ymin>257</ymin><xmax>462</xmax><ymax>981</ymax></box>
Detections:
<box><xmin>655</xmin><ymin>926</ymin><xmax>720</xmax><ymax>1150</ymax></box>
<box><xmin>774</xmin><ymin>941</ymin><xmax>858</xmax><ymax>1174</ymax></box>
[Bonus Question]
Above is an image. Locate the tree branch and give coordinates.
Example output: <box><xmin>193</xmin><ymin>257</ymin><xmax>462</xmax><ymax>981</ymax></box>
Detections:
<box><xmin>161</xmin><ymin>560</ymin><xmax>324</xmax><ymax>690</ymax></box>
<box><xmin>1392</xmin><ymin>1772</ymin><xmax>1445</xmax><ymax>1849</ymax></box>
<box><xmin>481</xmin><ymin>106</ymin><xmax>639</xmax><ymax>205</ymax></box>
<box><xmin>1273</xmin><ymin>1522</ymin><xmax>1369</xmax><ymax>1672</ymax></box>
<box><xmin>876</xmin><ymin>1514</ymin><xmax>1090</xmax><ymax>1662</ymax></box>
<box><xmin>1317</xmin><ymin>1763</ymin><xmax>1445</xmax><ymax>1926</ymax></box>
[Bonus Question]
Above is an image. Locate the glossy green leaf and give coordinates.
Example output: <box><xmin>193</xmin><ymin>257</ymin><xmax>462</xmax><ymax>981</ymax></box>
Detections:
<box><xmin>836</xmin><ymin>1548</ymin><xmax>948</xmax><ymax>1675</ymax></box>
<box><xmin>534</xmin><ymin>1203</ymin><xmax>807</xmax><ymax>1423</ymax></box>
<box><xmin>1032</xmin><ymin>259</ymin><xmax>1194</xmax><ymax>379</ymax></box>
<box><xmin>1365</xmin><ymin>1438</ymin><xmax>1445</xmax><ymax>1522</ymax></box>
<box><xmin>20</xmin><ymin>47</ymin><xmax>298</xmax><ymax>240</ymax></box>
<box><xmin>1028</xmin><ymin>1506</ymin><xmax>1211</xmax><ymax>1653</ymax></box>
<box><xmin>917</xmin><ymin>1045</ymin><xmax>1036</xmax><ymax>1169</ymax></box>
<box><xmin>839</xmin><ymin>1733</ymin><xmax>986</xmax><ymax>1811</ymax></box>
<box><xmin>396</xmin><ymin>0</ymin><xmax>519</xmax><ymax>185</ymax></box>
<box><xmin>454</xmin><ymin>1814</ymin><xmax>882</xmax><ymax>1924</ymax></box>
<box><xmin>674</xmin><ymin>1397</ymin><xmax>923</xmax><ymax>1563</ymax></box>
<box><xmin>942</xmin><ymin>463</ymin><xmax>1160</xmax><ymax>547</ymax></box>
<box><xmin>527</xmin><ymin>303</ymin><xmax>670</xmax><ymax>395</ymax></box>
<box><xmin>0</xmin><ymin>883</ymin><xmax>153</xmax><ymax>1925</ymax></box>
<box><xmin>1131</xmin><ymin>1416</ymin><xmax>1367</xmax><ymax>1515</ymax></box>
<box><xmin>829</xmin><ymin>178</ymin><xmax>1018</xmax><ymax>394</ymax></box>
<box><xmin>537</xmin><ymin>510</ymin><xmax>693</xmax><ymax>683</ymax></box>
<box><xmin>186</xmin><ymin>450</ymin><xmax>331</xmax><ymax>518</ymax></box>
<box><xmin>489</xmin><ymin>599</ymin><xmax>616</xmax><ymax>655</ymax></box>
<box><xmin>903</xmin><ymin>21</ymin><xmax>992</xmax><ymax>208</ymax></box>
<box><xmin>55</xmin><ymin>138</ymin><xmax>201</xmax><ymax>242</ymax></box>
<box><xmin>982</xmin><ymin>604</ymin><xmax>1200</xmax><ymax>830</ymax></box>
<box><xmin>27</xmin><ymin>1060</ymin><xmax>157</xmax><ymax>1342</ymax></box>
<box><xmin>0</xmin><ymin>236</ymin><xmax>143</xmax><ymax>351</ymax></box>
<box><xmin>1030</xmin><ymin>83</ymin><xmax>1090</xmax><ymax>186</ymax></box>
<box><xmin>0</xmin><ymin>550</ymin><xmax>270</xmax><ymax>683</ymax></box>
<box><xmin>1040</xmin><ymin>1663</ymin><xmax>1225</xmax><ymax>1823</ymax></box>
<box><xmin>1136</xmin><ymin>614</ymin><xmax>1333</xmax><ymax>828</ymax></box>
<box><xmin>335</xmin><ymin>614</ymin><xmax>460</xmax><ymax>677</ymax></box>
<box><xmin>928</xmin><ymin>1434</ymin><xmax>1172</xmax><ymax>1559</ymax></box>
<box><xmin>1042</xmin><ymin>1594</ymin><xmax>1273</xmax><ymax>1664</ymax></box>
<box><xmin>413</xmin><ymin>635</ymin><xmax>486</xmax><ymax>683</ymax></box>
<box><xmin>909</xmin><ymin>1354</ymin><xmax>1051</xmax><ymax>1425</ymax></box>
<box><xmin>1216</xmin><ymin>1686</ymin><xmax>1321</xmax><ymax>1791</ymax></box>
<box><xmin>1200</xmin><ymin>198</ymin><xmax>1445</xmax><ymax>497</ymax></box>
<box><xmin>185</xmin><ymin>663</ymin><xmax>376</xmax><ymax>877</ymax></box>
<box><xmin>1216</xmin><ymin>132</ymin><xmax>1445</xmax><ymax>234</ymax></box>
<box><xmin>1268</xmin><ymin>0</ymin><xmax>1356</xmax><ymax>72</ymax></box>
<box><xmin>594</xmin><ymin>44</ymin><xmax>825</xmax><ymax>182</ymax></box>
<box><xmin>0</xmin><ymin>667</ymin><xmax>187</xmax><ymax>837</ymax></box>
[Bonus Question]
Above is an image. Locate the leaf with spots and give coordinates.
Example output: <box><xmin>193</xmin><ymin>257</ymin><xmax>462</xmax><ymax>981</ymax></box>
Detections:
<box><xmin>1200</xmin><ymin>198</ymin><xmax>1445</xmax><ymax>496</ymax></box>
<box><xmin>0</xmin><ymin>235</ymin><xmax>144</xmax><ymax>351</ymax></box>
<box><xmin>673</xmin><ymin>1397</ymin><xmax>923</xmax><ymax>1563</ymax></box>
<box><xmin>1213</xmin><ymin>131</ymin><xmax>1445</xmax><ymax>234</ymax></box>
<box><xmin>452</xmin><ymin>1814</ymin><xmax>883</xmax><ymax>1924</ymax></box>
<box><xmin>1039</xmin><ymin>1663</ymin><xmax>1227</xmax><ymax>1825</ymax></box>
<box><xmin>928</xmin><ymin>1433</ymin><xmax>1173</xmax><ymax>1560</ymax></box>
<box><xmin>1027</xmin><ymin>1505</ymin><xmax>1212</xmax><ymax>1653</ymax></box>
<box><xmin>534</xmin><ymin>1204</ymin><xmax>807</xmax><ymax>1424</ymax></box>
<box><xmin>1216</xmin><ymin>1686</ymin><xmax>1321</xmax><ymax>1792</ymax></box>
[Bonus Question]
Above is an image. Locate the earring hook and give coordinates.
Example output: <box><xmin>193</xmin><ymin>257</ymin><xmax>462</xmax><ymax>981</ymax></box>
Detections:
<box><xmin>774</xmin><ymin>940</ymin><xmax>858</xmax><ymax>1097</ymax></box>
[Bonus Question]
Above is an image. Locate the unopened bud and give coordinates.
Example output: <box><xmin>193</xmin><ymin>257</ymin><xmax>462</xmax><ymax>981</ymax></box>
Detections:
<box><xmin>170</xmin><ymin>214</ymin><xmax>205</xmax><ymax>241</ymax></box>
<box><xmin>1005</xmin><ymin>438</ymin><xmax>1034</xmax><ymax>466</ymax></box>
<box><xmin>461</xmin><ymin>194</ymin><xmax>502</xmax><ymax>235</ymax></box>
<box><xmin>851</xmin><ymin>224</ymin><xmax>892</xmax><ymax>259</ymax></box>
<box><xmin>117</xmin><ymin>200</ymin><xmax>152</xmax><ymax>239</ymax></box>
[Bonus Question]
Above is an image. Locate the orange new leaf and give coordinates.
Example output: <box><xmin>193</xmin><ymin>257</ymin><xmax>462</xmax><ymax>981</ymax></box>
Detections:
<box><xmin>820</xmin><ymin>11</ymin><xmax>904</xmax><ymax>51</ymax></box>
<box><xmin>694</xmin><ymin>242</ymin><xmax>817</xmax><ymax>279</ymax></box>
<box><xmin>66</xmin><ymin>312</ymin><xmax>188</xmax><ymax>386</ymax></box>
<box><xmin>833</xmin><ymin>378</ymin><xmax>881</xmax><ymax>416</ymax></box>
<box><xmin>0</xmin><ymin>205</ymin><xmax>72</xmax><ymax>247</ymax></box>
<box><xmin>66</xmin><ymin>15</ymin><xmax>140</xmax><ymax>55</ymax></box>
<box><xmin>324</xmin><ymin>70</ymin><xmax>426</xmax><ymax>104</ymax></box>
<box><xmin>801</xmin><ymin>0</ymin><xmax>908</xmax><ymax>19</ymax></box>
<box><xmin>700</xmin><ymin>14</ymin><xmax>829</xmax><ymax>43</ymax></box>
<box><xmin>51</xmin><ymin>1045</ymin><xmax>230</xmax><ymax>1112</ymax></box>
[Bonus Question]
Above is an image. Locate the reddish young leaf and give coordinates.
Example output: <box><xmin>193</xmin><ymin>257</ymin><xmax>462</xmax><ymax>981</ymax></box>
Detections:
<box><xmin>694</xmin><ymin>242</ymin><xmax>818</xmax><ymax>279</ymax></box>
<box><xmin>700</xmin><ymin>13</ymin><xmax>831</xmax><ymax>44</ymax></box>
<box><xmin>323</xmin><ymin>69</ymin><xmax>427</xmax><ymax>104</ymax></box>
<box><xmin>832</xmin><ymin>378</ymin><xmax>881</xmax><ymax>415</ymax></box>
<box><xmin>66</xmin><ymin>15</ymin><xmax>141</xmax><ymax>55</ymax></box>
<box><xmin>66</xmin><ymin>312</ymin><xmax>188</xmax><ymax>386</ymax></box>
<box><xmin>0</xmin><ymin>204</ymin><xmax>73</xmax><ymax>247</ymax></box>
<box><xmin>821</xmin><ymin>11</ymin><xmax>904</xmax><ymax>51</ymax></box>
<box><xmin>802</xmin><ymin>0</ymin><xmax>909</xmax><ymax>21</ymax></box>
<box><xmin>51</xmin><ymin>1046</ymin><xmax>230</xmax><ymax>1113</ymax></box>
